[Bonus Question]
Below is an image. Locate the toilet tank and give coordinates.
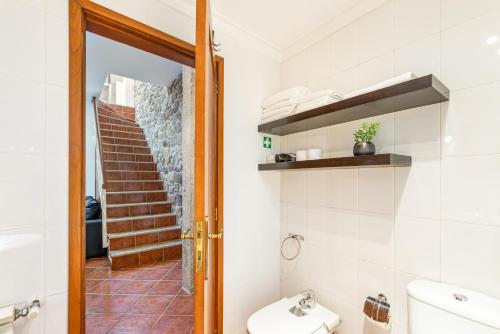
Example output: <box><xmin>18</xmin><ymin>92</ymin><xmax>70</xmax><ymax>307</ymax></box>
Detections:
<box><xmin>407</xmin><ymin>280</ymin><xmax>500</xmax><ymax>334</ymax></box>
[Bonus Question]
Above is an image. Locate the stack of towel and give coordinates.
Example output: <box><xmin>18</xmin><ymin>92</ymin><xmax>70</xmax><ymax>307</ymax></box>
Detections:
<box><xmin>260</xmin><ymin>87</ymin><xmax>343</xmax><ymax>123</ymax></box>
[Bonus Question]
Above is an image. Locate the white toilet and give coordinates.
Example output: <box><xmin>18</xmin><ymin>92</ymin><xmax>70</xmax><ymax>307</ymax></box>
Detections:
<box><xmin>247</xmin><ymin>291</ymin><xmax>340</xmax><ymax>334</ymax></box>
<box><xmin>408</xmin><ymin>280</ymin><xmax>500</xmax><ymax>334</ymax></box>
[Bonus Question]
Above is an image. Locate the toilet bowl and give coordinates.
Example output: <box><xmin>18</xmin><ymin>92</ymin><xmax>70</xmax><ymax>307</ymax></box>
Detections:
<box><xmin>247</xmin><ymin>294</ymin><xmax>340</xmax><ymax>334</ymax></box>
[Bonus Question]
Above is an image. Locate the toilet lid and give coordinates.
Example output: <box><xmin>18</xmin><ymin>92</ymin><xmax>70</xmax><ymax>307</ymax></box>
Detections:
<box><xmin>247</xmin><ymin>297</ymin><xmax>340</xmax><ymax>334</ymax></box>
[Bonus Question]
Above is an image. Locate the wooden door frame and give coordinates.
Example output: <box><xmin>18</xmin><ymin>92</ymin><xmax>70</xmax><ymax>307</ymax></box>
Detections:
<box><xmin>68</xmin><ymin>1</ymin><xmax>224</xmax><ymax>332</ymax></box>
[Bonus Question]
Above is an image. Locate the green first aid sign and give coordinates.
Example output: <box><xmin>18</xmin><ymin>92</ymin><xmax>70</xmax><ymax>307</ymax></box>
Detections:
<box><xmin>263</xmin><ymin>136</ymin><xmax>272</xmax><ymax>149</ymax></box>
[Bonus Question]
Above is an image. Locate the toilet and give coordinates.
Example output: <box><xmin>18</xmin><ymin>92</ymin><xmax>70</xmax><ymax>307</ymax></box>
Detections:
<box><xmin>247</xmin><ymin>292</ymin><xmax>340</xmax><ymax>334</ymax></box>
<box><xmin>408</xmin><ymin>280</ymin><xmax>500</xmax><ymax>334</ymax></box>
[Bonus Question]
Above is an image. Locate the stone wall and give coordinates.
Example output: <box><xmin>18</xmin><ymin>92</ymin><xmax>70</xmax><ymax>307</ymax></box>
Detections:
<box><xmin>135</xmin><ymin>76</ymin><xmax>183</xmax><ymax>218</ymax></box>
<box><xmin>134</xmin><ymin>71</ymin><xmax>195</xmax><ymax>293</ymax></box>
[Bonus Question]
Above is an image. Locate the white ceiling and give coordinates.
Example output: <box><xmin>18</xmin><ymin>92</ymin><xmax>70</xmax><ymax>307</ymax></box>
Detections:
<box><xmin>210</xmin><ymin>0</ymin><xmax>361</xmax><ymax>50</ymax></box>
<box><xmin>86</xmin><ymin>32</ymin><xmax>182</xmax><ymax>102</ymax></box>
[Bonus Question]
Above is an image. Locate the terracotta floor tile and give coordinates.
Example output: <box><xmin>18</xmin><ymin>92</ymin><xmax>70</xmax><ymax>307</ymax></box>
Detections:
<box><xmin>135</xmin><ymin>269</ymin><xmax>168</xmax><ymax>280</ymax></box>
<box><xmin>173</xmin><ymin>261</ymin><xmax>182</xmax><ymax>269</ymax></box>
<box><xmin>95</xmin><ymin>295</ymin><xmax>142</xmax><ymax>314</ymax></box>
<box><xmin>85</xmin><ymin>314</ymin><xmax>122</xmax><ymax>334</ymax></box>
<box><xmin>88</xmin><ymin>280</ymin><xmax>129</xmax><ymax>294</ymax></box>
<box><xmin>117</xmin><ymin>280</ymin><xmax>156</xmax><ymax>295</ymax></box>
<box><xmin>165</xmin><ymin>296</ymin><xmax>194</xmax><ymax>315</ymax></box>
<box><xmin>108</xmin><ymin>314</ymin><xmax>159</xmax><ymax>334</ymax></box>
<box><xmin>86</xmin><ymin>257</ymin><xmax>108</xmax><ymax>268</ymax></box>
<box><xmin>86</xmin><ymin>279</ymin><xmax>102</xmax><ymax>291</ymax></box>
<box><xmin>162</xmin><ymin>269</ymin><xmax>182</xmax><ymax>280</ymax></box>
<box><xmin>149</xmin><ymin>260</ymin><xmax>176</xmax><ymax>270</ymax></box>
<box><xmin>86</xmin><ymin>294</ymin><xmax>111</xmax><ymax>313</ymax></box>
<box><xmin>130</xmin><ymin>295</ymin><xmax>174</xmax><ymax>314</ymax></box>
<box><xmin>151</xmin><ymin>315</ymin><xmax>194</xmax><ymax>334</ymax></box>
<box><xmin>178</xmin><ymin>288</ymin><xmax>191</xmax><ymax>296</ymax></box>
<box><xmin>148</xmin><ymin>280</ymin><xmax>182</xmax><ymax>296</ymax></box>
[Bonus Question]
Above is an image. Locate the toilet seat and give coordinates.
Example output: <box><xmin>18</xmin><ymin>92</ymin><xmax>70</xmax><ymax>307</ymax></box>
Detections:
<box><xmin>247</xmin><ymin>295</ymin><xmax>340</xmax><ymax>334</ymax></box>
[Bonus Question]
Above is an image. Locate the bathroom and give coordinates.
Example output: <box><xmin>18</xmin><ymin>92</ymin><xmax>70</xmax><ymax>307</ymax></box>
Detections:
<box><xmin>0</xmin><ymin>0</ymin><xmax>499</xmax><ymax>333</ymax></box>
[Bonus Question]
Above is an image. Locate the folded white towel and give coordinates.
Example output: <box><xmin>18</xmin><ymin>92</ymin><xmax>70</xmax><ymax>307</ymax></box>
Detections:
<box><xmin>261</xmin><ymin>105</ymin><xmax>296</xmax><ymax>120</ymax></box>
<box><xmin>344</xmin><ymin>72</ymin><xmax>417</xmax><ymax>99</ymax></box>
<box><xmin>260</xmin><ymin>108</ymin><xmax>295</xmax><ymax>124</ymax></box>
<box><xmin>295</xmin><ymin>95</ymin><xmax>341</xmax><ymax>114</ymax></box>
<box><xmin>294</xmin><ymin>89</ymin><xmax>342</xmax><ymax>105</ymax></box>
<box><xmin>262</xmin><ymin>100</ymin><xmax>298</xmax><ymax>114</ymax></box>
<box><xmin>261</xmin><ymin>86</ymin><xmax>310</xmax><ymax>110</ymax></box>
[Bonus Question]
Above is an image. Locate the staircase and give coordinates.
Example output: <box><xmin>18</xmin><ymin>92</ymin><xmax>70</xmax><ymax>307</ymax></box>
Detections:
<box><xmin>96</xmin><ymin>102</ymin><xmax>182</xmax><ymax>270</ymax></box>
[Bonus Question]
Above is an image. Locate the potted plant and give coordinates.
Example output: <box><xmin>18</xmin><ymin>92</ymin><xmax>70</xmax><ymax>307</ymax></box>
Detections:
<box><xmin>353</xmin><ymin>122</ymin><xmax>380</xmax><ymax>156</ymax></box>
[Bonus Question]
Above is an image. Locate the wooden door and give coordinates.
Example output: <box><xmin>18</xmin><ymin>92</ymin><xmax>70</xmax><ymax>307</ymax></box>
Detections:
<box><xmin>194</xmin><ymin>0</ymin><xmax>218</xmax><ymax>332</ymax></box>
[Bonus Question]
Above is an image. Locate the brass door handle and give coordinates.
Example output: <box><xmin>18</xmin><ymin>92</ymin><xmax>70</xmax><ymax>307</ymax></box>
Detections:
<box><xmin>208</xmin><ymin>228</ymin><xmax>223</xmax><ymax>240</ymax></box>
<box><xmin>181</xmin><ymin>228</ymin><xmax>194</xmax><ymax>240</ymax></box>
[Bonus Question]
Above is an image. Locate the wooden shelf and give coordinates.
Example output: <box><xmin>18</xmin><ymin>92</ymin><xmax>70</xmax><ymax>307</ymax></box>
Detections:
<box><xmin>258</xmin><ymin>154</ymin><xmax>411</xmax><ymax>171</ymax></box>
<box><xmin>258</xmin><ymin>75</ymin><xmax>449</xmax><ymax>136</ymax></box>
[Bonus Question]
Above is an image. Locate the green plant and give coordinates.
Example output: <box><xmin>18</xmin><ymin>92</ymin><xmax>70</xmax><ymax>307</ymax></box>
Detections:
<box><xmin>353</xmin><ymin>122</ymin><xmax>380</xmax><ymax>143</ymax></box>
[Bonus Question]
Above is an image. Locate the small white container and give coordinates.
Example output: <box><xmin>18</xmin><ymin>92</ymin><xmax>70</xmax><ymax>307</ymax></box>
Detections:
<box><xmin>296</xmin><ymin>150</ymin><xmax>307</xmax><ymax>161</ymax></box>
<box><xmin>307</xmin><ymin>148</ymin><xmax>322</xmax><ymax>160</ymax></box>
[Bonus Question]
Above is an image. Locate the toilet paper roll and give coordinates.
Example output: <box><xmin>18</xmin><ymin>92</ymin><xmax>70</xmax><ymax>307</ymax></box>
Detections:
<box><xmin>307</xmin><ymin>148</ymin><xmax>322</xmax><ymax>160</ymax></box>
<box><xmin>296</xmin><ymin>150</ymin><xmax>307</xmax><ymax>161</ymax></box>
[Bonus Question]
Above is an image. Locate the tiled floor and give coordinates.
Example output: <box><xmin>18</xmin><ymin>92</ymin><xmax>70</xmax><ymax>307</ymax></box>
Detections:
<box><xmin>86</xmin><ymin>257</ymin><xmax>193</xmax><ymax>334</ymax></box>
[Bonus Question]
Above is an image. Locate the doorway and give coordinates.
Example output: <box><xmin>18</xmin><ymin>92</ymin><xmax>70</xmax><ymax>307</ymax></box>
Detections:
<box><xmin>69</xmin><ymin>1</ymin><xmax>223</xmax><ymax>333</ymax></box>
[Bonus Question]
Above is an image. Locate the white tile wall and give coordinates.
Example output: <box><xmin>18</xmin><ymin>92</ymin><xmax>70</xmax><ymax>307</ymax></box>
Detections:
<box><xmin>0</xmin><ymin>1</ymin><xmax>282</xmax><ymax>334</ymax></box>
<box><xmin>0</xmin><ymin>1</ymin><xmax>69</xmax><ymax>332</ymax></box>
<box><xmin>280</xmin><ymin>1</ymin><xmax>500</xmax><ymax>333</ymax></box>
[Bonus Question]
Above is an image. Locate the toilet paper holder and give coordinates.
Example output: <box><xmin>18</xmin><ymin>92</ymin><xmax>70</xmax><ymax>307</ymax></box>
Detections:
<box><xmin>363</xmin><ymin>293</ymin><xmax>391</xmax><ymax>329</ymax></box>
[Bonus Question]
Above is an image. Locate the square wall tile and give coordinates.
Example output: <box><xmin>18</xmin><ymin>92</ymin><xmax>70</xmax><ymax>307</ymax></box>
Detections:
<box><xmin>0</xmin><ymin>2</ymin><xmax>44</xmax><ymax>81</ymax></box>
<box><xmin>327</xmin><ymin>210</ymin><xmax>359</xmax><ymax>257</ymax></box>
<box><xmin>331</xmin><ymin>22</ymin><xmax>360</xmax><ymax>75</ymax></box>
<box><xmin>285</xmin><ymin>204</ymin><xmax>307</xmax><ymax>237</ymax></box>
<box><xmin>442</xmin><ymin>221</ymin><xmax>500</xmax><ymax>298</ymax></box>
<box><xmin>441</xmin><ymin>0</ymin><xmax>500</xmax><ymax>29</ymax></box>
<box><xmin>329</xmin><ymin>252</ymin><xmax>358</xmax><ymax>304</ymax></box>
<box><xmin>0</xmin><ymin>74</ymin><xmax>45</xmax><ymax>154</ymax></box>
<box><xmin>395</xmin><ymin>104</ymin><xmax>440</xmax><ymax>158</ymax></box>
<box><xmin>395</xmin><ymin>34</ymin><xmax>441</xmax><ymax>82</ymax></box>
<box><xmin>442</xmin><ymin>10</ymin><xmax>500</xmax><ymax>91</ymax></box>
<box><xmin>326</xmin><ymin>169</ymin><xmax>358</xmax><ymax>210</ymax></box>
<box><xmin>393</xmin><ymin>271</ymin><xmax>421</xmax><ymax>327</ymax></box>
<box><xmin>46</xmin><ymin>84</ymin><xmax>69</xmax><ymax>156</ymax></box>
<box><xmin>395</xmin><ymin>216</ymin><xmax>441</xmax><ymax>280</ymax></box>
<box><xmin>329</xmin><ymin>67</ymin><xmax>360</xmax><ymax>96</ymax></box>
<box><xmin>442</xmin><ymin>155</ymin><xmax>500</xmax><ymax>226</ymax></box>
<box><xmin>395</xmin><ymin>158</ymin><xmax>440</xmax><ymax>220</ymax></box>
<box><xmin>284</xmin><ymin>171</ymin><xmax>307</xmax><ymax>204</ymax></box>
<box><xmin>442</xmin><ymin>81</ymin><xmax>500</xmax><ymax>157</ymax></box>
<box><xmin>46</xmin><ymin>14</ymin><xmax>69</xmax><ymax>87</ymax></box>
<box><xmin>0</xmin><ymin>155</ymin><xmax>45</xmax><ymax>230</ymax></box>
<box><xmin>45</xmin><ymin>223</ymin><xmax>68</xmax><ymax>295</ymax></box>
<box><xmin>359</xmin><ymin>214</ymin><xmax>394</xmax><ymax>267</ymax></box>
<box><xmin>358</xmin><ymin>1</ymin><xmax>395</xmax><ymax>63</ymax></box>
<box><xmin>395</xmin><ymin>0</ymin><xmax>440</xmax><ymax>47</ymax></box>
<box><xmin>356</xmin><ymin>52</ymin><xmax>395</xmax><ymax>91</ymax></box>
<box><xmin>45</xmin><ymin>156</ymin><xmax>68</xmax><ymax>224</ymax></box>
<box><xmin>359</xmin><ymin>168</ymin><xmax>394</xmax><ymax>215</ymax></box>
<box><xmin>306</xmin><ymin>206</ymin><xmax>328</xmax><ymax>248</ymax></box>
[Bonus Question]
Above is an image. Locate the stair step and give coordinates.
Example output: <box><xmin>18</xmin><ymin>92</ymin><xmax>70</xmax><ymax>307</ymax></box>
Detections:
<box><xmin>97</xmin><ymin>106</ymin><xmax>136</xmax><ymax>123</ymax></box>
<box><xmin>100</xmin><ymin>129</ymin><xmax>146</xmax><ymax>140</ymax></box>
<box><xmin>108</xmin><ymin>225</ymin><xmax>180</xmax><ymax>239</ymax></box>
<box><xmin>107</xmin><ymin>213</ymin><xmax>176</xmax><ymax>233</ymax></box>
<box><xmin>108</xmin><ymin>226</ymin><xmax>181</xmax><ymax>251</ymax></box>
<box><xmin>101</xmin><ymin>136</ymin><xmax>148</xmax><ymax>147</ymax></box>
<box><xmin>106</xmin><ymin>190</ymin><xmax>167</xmax><ymax>204</ymax></box>
<box><xmin>109</xmin><ymin>240</ymin><xmax>182</xmax><ymax>270</ymax></box>
<box><xmin>102</xmin><ymin>151</ymin><xmax>153</xmax><ymax>162</ymax></box>
<box><xmin>103</xmin><ymin>161</ymin><xmax>157</xmax><ymax>172</ymax></box>
<box><xmin>106</xmin><ymin>201</ymin><xmax>173</xmax><ymax>219</ymax></box>
<box><xmin>105</xmin><ymin>180</ymin><xmax>163</xmax><ymax>192</ymax></box>
<box><xmin>98</xmin><ymin>115</ymin><xmax>139</xmax><ymax>128</ymax></box>
<box><xmin>102</xmin><ymin>144</ymin><xmax>151</xmax><ymax>154</ymax></box>
<box><xmin>104</xmin><ymin>170</ymin><xmax>160</xmax><ymax>181</ymax></box>
<box><xmin>99</xmin><ymin>122</ymin><xmax>143</xmax><ymax>134</ymax></box>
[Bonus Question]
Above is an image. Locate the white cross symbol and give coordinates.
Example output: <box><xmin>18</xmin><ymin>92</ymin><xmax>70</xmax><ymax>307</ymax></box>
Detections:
<box><xmin>264</xmin><ymin>137</ymin><xmax>271</xmax><ymax>148</ymax></box>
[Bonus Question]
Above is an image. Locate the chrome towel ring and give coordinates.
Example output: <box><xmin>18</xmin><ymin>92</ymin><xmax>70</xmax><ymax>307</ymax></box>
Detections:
<box><xmin>280</xmin><ymin>233</ymin><xmax>305</xmax><ymax>260</ymax></box>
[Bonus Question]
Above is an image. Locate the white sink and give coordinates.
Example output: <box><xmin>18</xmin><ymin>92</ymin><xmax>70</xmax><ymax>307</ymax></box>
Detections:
<box><xmin>0</xmin><ymin>233</ymin><xmax>43</xmax><ymax>307</ymax></box>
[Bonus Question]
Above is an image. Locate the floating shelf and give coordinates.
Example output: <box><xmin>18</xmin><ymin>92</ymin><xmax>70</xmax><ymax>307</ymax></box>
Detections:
<box><xmin>258</xmin><ymin>75</ymin><xmax>449</xmax><ymax>136</ymax></box>
<box><xmin>258</xmin><ymin>154</ymin><xmax>411</xmax><ymax>171</ymax></box>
